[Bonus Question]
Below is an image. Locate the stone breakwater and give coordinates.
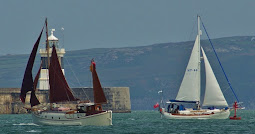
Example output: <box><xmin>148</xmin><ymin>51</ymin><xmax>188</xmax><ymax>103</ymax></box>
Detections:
<box><xmin>0</xmin><ymin>87</ymin><xmax>131</xmax><ymax>114</ymax></box>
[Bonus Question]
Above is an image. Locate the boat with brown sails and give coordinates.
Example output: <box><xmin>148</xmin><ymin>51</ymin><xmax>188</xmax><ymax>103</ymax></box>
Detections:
<box><xmin>20</xmin><ymin>18</ymin><xmax>112</xmax><ymax>126</ymax></box>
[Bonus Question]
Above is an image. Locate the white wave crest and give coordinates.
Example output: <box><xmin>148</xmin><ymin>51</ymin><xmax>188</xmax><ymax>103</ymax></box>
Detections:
<box><xmin>13</xmin><ymin>123</ymin><xmax>39</xmax><ymax>126</ymax></box>
<box><xmin>26</xmin><ymin>130</ymin><xmax>41</xmax><ymax>133</ymax></box>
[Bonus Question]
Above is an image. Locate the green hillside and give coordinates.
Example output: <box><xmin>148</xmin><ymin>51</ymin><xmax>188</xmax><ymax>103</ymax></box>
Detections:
<box><xmin>1</xmin><ymin>36</ymin><xmax>255</xmax><ymax>110</ymax></box>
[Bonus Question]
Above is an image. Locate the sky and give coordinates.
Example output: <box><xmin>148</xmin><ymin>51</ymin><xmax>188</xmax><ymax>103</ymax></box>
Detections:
<box><xmin>0</xmin><ymin>0</ymin><xmax>255</xmax><ymax>54</ymax></box>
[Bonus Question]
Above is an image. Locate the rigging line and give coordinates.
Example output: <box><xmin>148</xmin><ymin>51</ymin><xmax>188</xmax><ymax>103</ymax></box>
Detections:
<box><xmin>64</xmin><ymin>56</ymin><xmax>90</xmax><ymax>101</ymax></box>
<box><xmin>200</xmin><ymin>18</ymin><xmax>240</xmax><ymax>103</ymax></box>
<box><xmin>222</xmin><ymin>86</ymin><xmax>230</xmax><ymax>93</ymax></box>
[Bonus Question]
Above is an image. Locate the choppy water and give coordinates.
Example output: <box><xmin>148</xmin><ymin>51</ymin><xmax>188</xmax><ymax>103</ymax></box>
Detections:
<box><xmin>0</xmin><ymin>110</ymin><xmax>254</xmax><ymax>134</ymax></box>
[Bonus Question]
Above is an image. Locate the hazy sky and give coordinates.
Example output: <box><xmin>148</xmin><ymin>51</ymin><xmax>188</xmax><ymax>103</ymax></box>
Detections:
<box><xmin>1</xmin><ymin>0</ymin><xmax>255</xmax><ymax>54</ymax></box>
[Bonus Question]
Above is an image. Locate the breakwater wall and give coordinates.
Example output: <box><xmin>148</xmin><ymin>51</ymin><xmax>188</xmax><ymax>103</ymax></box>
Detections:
<box><xmin>0</xmin><ymin>87</ymin><xmax>131</xmax><ymax>114</ymax></box>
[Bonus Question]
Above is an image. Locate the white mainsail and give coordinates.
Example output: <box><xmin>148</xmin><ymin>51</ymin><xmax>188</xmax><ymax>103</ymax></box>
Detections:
<box><xmin>176</xmin><ymin>35</ymin><xmax>201</xmax><ymax>102</ymax></box>
<box><xmin>201</xmin><ymin>47</ymin><xmax>228</xmax><ymax>107</ymax></box>
<box><xmin>176</xmin><ymin>16</ymin><xmax>201</xmax><ymax>102</ymax></box>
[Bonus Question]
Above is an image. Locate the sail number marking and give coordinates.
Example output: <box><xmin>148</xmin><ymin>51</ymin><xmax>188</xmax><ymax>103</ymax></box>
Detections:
<box><xmin>187</xmin><ymin>69</ymin><xmax>198</xmax><ymax>72</ymax></box>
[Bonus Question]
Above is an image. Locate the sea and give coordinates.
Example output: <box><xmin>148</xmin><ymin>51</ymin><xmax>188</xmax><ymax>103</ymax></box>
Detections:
<box><xmin>0</xmin><ymin>110</ymin><xmax>254</xmax><ymax>134</ymax></box>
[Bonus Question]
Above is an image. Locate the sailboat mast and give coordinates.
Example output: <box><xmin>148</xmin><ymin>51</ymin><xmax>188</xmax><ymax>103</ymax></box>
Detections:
<box><xmin>197</xmin><ymin>15</ymin><xmax>201</xmax><ymax>62</ymax></box>
<box><xmin>197</xmin><ymin>15</ymin><xmax>201</xmax><ymax>39</ymax></box>
<box><xmin>175</xmin><ymin>16</ymin><xmax>202</xmax><ymax>103</ymax></box>
<box><xmin>45</xmin><ymin>18</ymin><xmax>51</xmax><ymax>107</ymax></box>
<box><xmin>197</xmin><ymin>15</ymin><xmax>201</xmax><ymax>107</ymax></box>
<box><xmin>45</xmin><ymin>18</ymin><xmax>50</xmax><ymax>68</ymax></box>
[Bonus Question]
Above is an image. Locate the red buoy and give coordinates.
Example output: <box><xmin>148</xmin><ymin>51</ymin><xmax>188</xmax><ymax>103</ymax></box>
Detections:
<box><xmin>230</xmin><ymin>101</ymin><xmax>241</xmax><ymax>120</ymax></box>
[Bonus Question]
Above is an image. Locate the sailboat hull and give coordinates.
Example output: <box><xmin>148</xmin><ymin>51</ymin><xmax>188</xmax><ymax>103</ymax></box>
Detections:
<box><xmin>161</xmin><ymin>108</ymin><xmax>230</xmax><ymax>119</ymax></box>
<box><xmin>32</xmin><ymin>110</ymin><xmax>112</xmax><ymax>126</ymax></box>
<box><xmin>160</xmin><ymin>16</ymin><xmax>233</xmax><ymax>120</ymax></box>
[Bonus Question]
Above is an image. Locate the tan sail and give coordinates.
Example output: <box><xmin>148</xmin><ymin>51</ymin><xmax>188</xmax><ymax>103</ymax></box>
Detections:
<box><xmin>90</xmin><ymin>60</ymin><xmax>107</xmax><ymax>104</ymax></box>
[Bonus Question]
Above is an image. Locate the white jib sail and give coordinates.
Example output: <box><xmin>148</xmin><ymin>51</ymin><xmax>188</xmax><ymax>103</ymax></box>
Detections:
<box><xmin>201</xmin><ymin>47</ymin><xmax>228</xmax><ymax>107</ymax></box>
<box><xmin>176</xmin><ymin>35</ymin><xmax>201</xmax><ymax>102</ymax></box>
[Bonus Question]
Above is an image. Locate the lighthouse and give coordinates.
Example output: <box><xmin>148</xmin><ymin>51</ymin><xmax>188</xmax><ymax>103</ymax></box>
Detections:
<box><xmin>38</xmin><ymin>29</ymin><xmax>65</xmax><ymax>90</ymax></box>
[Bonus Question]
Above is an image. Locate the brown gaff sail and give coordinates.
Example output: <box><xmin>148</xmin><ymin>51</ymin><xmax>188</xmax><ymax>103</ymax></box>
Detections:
<box><xmin>30</xmin><ymin>63</ymin><xmax>42</xmax><ymax>107</ymax></box>
<box><xmin>90</xmin><ymin>60</ymin><xmax>107</xmax><ymax>104</ymax></box>
<box><xmin>20</xmin><ymin>26</ymin><xmax>44</xmax><ymax>106</ymax></box>
<box><xmin>30</xmin><ymin>89</ymin><xmax>40</xmax><ymax>107</ymax></box>
<box><xmin>33</xmin><ymin>62</ymin><xmax>42</xmax><ymax>92</ymax></box>
<box><xmin>49</xmin><ymin>45</ymin><xmax>78</xmax><ymax>103</ymax></box>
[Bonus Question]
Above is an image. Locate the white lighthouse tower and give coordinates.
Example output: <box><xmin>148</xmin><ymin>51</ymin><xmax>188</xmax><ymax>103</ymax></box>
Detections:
<box><xmin>38</xmin><ymin>29</ymin><xmax>65</xmax><ymax>90</ymax></box>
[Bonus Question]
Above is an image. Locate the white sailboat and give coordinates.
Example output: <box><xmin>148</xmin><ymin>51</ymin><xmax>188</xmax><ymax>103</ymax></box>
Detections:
<box><xmin>160</xmin><ymin>16</ymin><xmax>230</xmax><ymax>119</ymax></box>
<box><xmin>20</xmin><ymin>19</ymin><xmax>112</xmax><ymax>126</ymax></box>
